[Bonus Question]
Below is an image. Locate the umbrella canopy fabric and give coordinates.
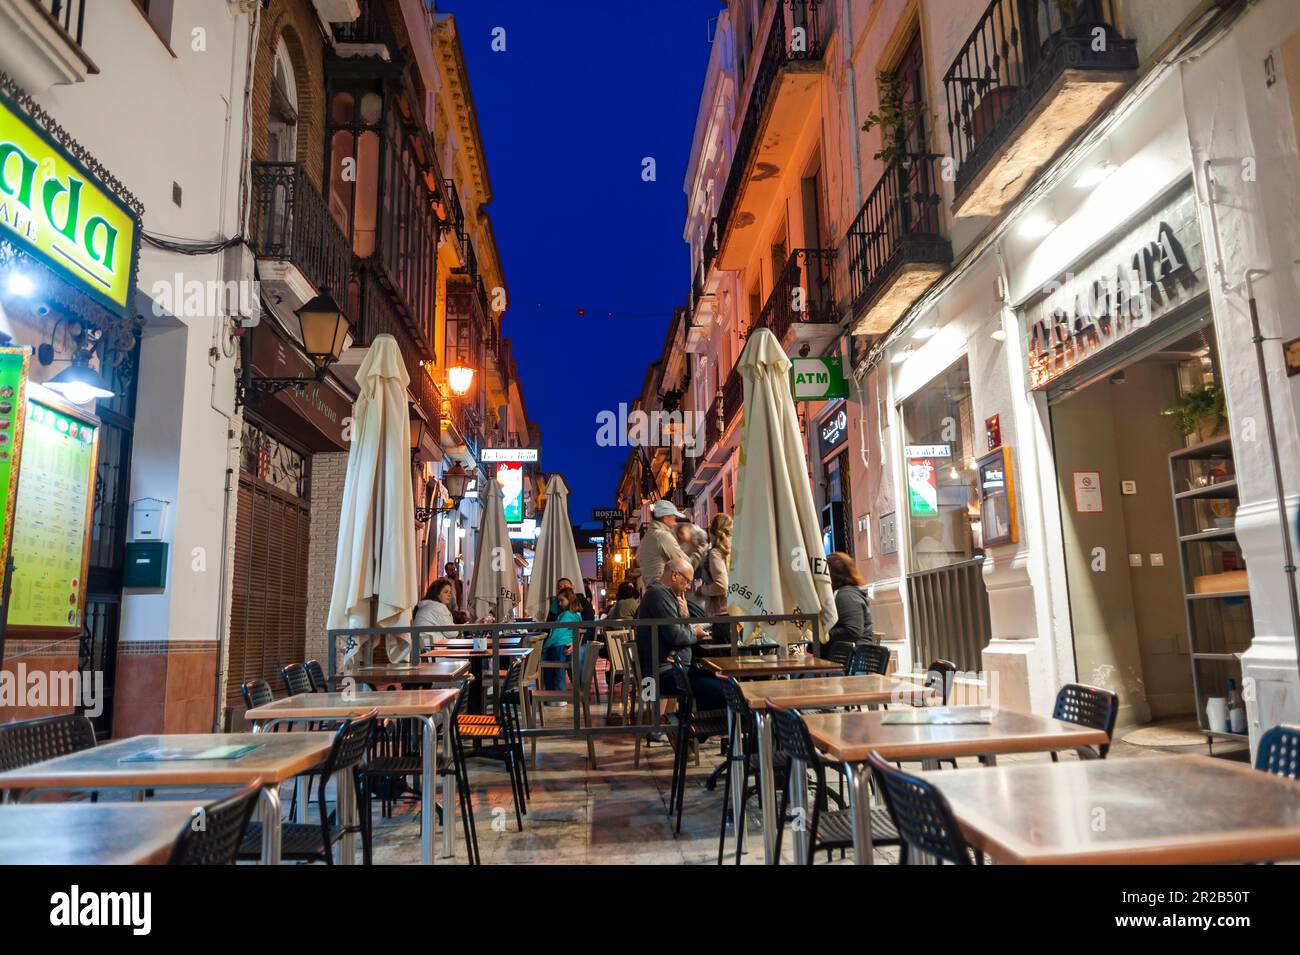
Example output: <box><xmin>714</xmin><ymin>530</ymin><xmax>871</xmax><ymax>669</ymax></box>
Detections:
<box><xmin>327</xmin><ymin>335</ymin><xmax>419</xmax><ymax>662</ymax></box>
<box><xmin>466</xmin><ymin>474</ymin><xmax>517</xmax><ymax>622</ymax></box>
<box><xmin>728</xmin><ymin>327</ymin><xmax>838</xmax><ymax>645</ymax></box>
<box><xmin>525</xmin><ymin>474</ymin><xmax>584</xmax><ymax>620</ymax></box>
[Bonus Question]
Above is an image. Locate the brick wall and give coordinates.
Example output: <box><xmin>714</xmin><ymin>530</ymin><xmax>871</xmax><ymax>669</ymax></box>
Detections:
<box><xmin>305</xmin><ymin>452</ymin><xmax>348</xmax><ymax>666</ymax></box>
<box><xmin>251</xmin><ymin>0</ymin><xmax>328</xmax><ymax>190</ymax></box>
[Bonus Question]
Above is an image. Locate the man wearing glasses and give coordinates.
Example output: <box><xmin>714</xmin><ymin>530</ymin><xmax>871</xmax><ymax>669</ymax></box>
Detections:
<box><xmin>635</xmin><ymin>557</ymin><xmax>722</xmax><ymax>710</ymax></box>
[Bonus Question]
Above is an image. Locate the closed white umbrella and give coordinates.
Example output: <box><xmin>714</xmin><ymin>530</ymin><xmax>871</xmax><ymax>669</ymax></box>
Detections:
<box><xmin>327</xmin><ymin>334</ymin><xmax>419</xmax><ymax>663</ymax></box>
<box><xmin>466</xmin><ymin>474</ymin><xmax>517</xmax><ymax>622</ymax></box>
<box><xmin>525</xmin><ymin>473</ymin><xmax>584</xmax><ymax>620</ymax></box>
<box><xmin>728</xmin><ymin>327</ymin><xmax>837</xmax><ymax>646</ymax></box>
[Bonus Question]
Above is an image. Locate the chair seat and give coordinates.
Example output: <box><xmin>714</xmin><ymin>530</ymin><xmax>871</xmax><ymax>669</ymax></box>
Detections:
<box><xmin>815</xmin><ymin>806</ymin><xmax>900</xmax><ymax>849</ymax></box>
<box><xmin>239</xmin><ymin>821</ymin><xmax>344</xmax><ymax>859</ymax></box>
<box><xmin>457</xmin><ymin>713</ymin><xmax>498</xmax><ymax>725</ymax></box>
<box><xmin>458</xmin><ymin>720</ymin><xmax>505</xmax><ymax>739</ymax></box>
<box><xmin>529</xmin><ymin>689</ymin><xmax>580</xmax><ymax>701</ymax></box>
<box><xmin>366</xmin><ymin>755</ymin><xmax>424</xmax><ymax>775</ymax></box>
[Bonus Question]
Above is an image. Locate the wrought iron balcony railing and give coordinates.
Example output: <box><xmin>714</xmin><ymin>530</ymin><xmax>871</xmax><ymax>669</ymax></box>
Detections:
<box><xmin>943</xmin><ymin>0</ymin><xmax>1136</xmax><ymax>199</ymax></box>
<box><xmin>249</xmin><ymin>162</ymin><xmax>352</xmax><ymax>308</ymax></box>
<box><xmin>331</xmin><ymin>2</ymin><xmax>397</xmax><ymax>47</ymax></box>
<box><xmin>353</xmin><ymin>267</ymin><xmax>440</xmax><ymax>429</ymax></box>
<box><xmin>723</xmin><ymin>364</ymin><xmax>744</xmax><ymax>432</ymax></box>
<box><xmin>713</xmin><ymin>0</ymin><xmax>827</xmax><ymax>261</ymax></box>
<box><xmin>756</xmin><ymin>248</ymin><xmax>837</xmax><ymax>342</ymax></box>
<box><xmin>39</xmin><ymin>0</ymin><xmax>86</xmax><ymax>46</ymax></box>
<box><xmin>844</xmin><ymin>152</ymin><xmax>951</xmax><ymax>316</ymax></box>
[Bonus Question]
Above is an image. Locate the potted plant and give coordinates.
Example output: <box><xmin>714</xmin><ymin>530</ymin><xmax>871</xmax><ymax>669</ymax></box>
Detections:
<box><xmin>1162</xmin><ymin>384</ymin><xmax>1227</xmax><ymax>443</ymax></box>
<box><xmin>861</xmin><ymin>71</ymin><xmax>926</xmax><ymax>164</ymax></box>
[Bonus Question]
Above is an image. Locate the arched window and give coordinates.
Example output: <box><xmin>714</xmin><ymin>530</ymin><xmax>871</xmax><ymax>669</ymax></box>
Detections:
<box><xmin>268</xmin><ymin>38</ymin><xmax>299</xmax><ymax>162</ymax></box>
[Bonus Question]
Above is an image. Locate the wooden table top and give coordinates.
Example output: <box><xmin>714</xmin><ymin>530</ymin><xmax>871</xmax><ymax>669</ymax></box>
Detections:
<box><xmin>0</xmin><ymin>733</ymin><xmax>332</xmax><ymax>791</ymax></box>
<box><xmin>419</xmin><ymin>647</ymin><xmax>533</xmax><ymax>660</ymax></box>
<box><xmin>0</xmin><ymin>802</ymin><xmax>208</xmax><ymax>865</ymax></box>
<box><xmin>741</xmin><ymin>674</ymin><xmax>933</xmax><ymax>711</ymax></box>
<box><xmin>801</xmin><ymin>708</ymin><xmax>1110</xmax><ymax>762</ymax></box>
<box><xmin>702</xmin><ymin>655</ymin><xmax>843</xmax><ymax>679</ymax></box>
<box><xmin>246</xmin><ymin>688</ymin><xmax>458</xmax><ymax>721</ymax></box>
<box><xmin>928</xmin><ymin>755</ymin><xmax>1300</xmax><ymax>864</ymax></box>
<box><xmin>342</xmin><ymin>661</ymin><xmax>470</xmax><ymax>684</ymax></box>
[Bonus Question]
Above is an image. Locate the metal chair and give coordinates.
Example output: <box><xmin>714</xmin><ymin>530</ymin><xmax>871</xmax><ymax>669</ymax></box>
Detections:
<box><xmin>0</xmin><ymin>713</ymin><xmax>97</xmax><ymax>772</ymax></box>
<box><xmin>240</xmin><ymin>678</ymin><xmax>274</xmax><ymax>711</ymax></box>
<box><xmin>304</xmin><ymin>660</ymin><xmax>329</xmax><ymax>692</ymax></box>
<box><xmin>824</xmin><ymin>640</ymin><xmax>856</xmax><ymax>673</ymax></box>
<box><xmin>716</xmin><ymin>677</ymin><xmax>790</xmax><ymax>864</ymax></box>
<box><xmin>866</xmin><ymin>750</ymin><xmax>979</xmax><ymax>865</ymax></box>
<box><xmin>281</xmin><ymin>662</ymin><xmax>314</xmax><ymax>697</ymax></box>
<box><xmin>1051</xmin><ymin>683</ymin><xmax>1119</xmax><ymax>760</ymax></box>
<box><xmin>527</xmin><ymin>640</ymin><xmax>600</xmax><ymax>769</ymax></box>
<box><xmin>664</xmin><ymin>660</ymin><xmax>729</xmax><ymax>834</ymax></box>
<box><xmin>1255</xmin><ymin>724</ymin><xmax>1300</xmax><ymax>779</ymax></box>
<box><xmin>847</xmin><ymin>642</ymin><xmax>890</xmax><ymax>676</ymax></box>
<box><xmin>239</xmin><ymin>710</ymin><xmax>377</xmax><ymax>864</ymax></box>
<box><xmin>768</xmin><ymin>704</ymin><xmax>900</xmax><ymax>864</ymax></box>
<box><xmin>167</xmin><ymin>778</ymin><xmax>263</xmax><ymax>865</ymax></box>
<box><xmin>925</xmin><ymin>659</ymin><xmax>957</xmax><ymax>703</ymax></box>
<box><xmin>459</xmin><ymin>660</ymin><xmax>529</xmax><ymax>830</ymax></box>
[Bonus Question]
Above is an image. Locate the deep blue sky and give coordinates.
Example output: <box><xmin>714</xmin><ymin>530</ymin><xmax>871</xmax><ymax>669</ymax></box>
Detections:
<box><xmin>441</xmin><ymin>1</ymin><xmax>715</xmax><ymax>518</ymax></box>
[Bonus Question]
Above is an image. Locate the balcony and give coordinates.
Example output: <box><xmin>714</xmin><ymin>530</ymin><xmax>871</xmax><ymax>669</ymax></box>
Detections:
<box><xmin>723</xmin><ymin>364</ymin><xmax>744</xmax><ymax>432</ymax></box>
<box><xmin>350</xmin><ymin>267</ymin><xmax>441</xmax><ymax>432</ymax></box>
<box><xmin>439</xmin><ymin>177</ymin><xmax>468</xmax><ymax>265</ymax></box>
<box><xmin>755</xmin><ymin>248</ymin><xmax>839</xmax><ymax>349</ymax></box>
<box><xmin>249</xmin><ymin>162</ymin><xmax>352</xmax><ymax>313</ymax></box>
<box><xmin>714</xmin><ymin>0</ymin><xmax>828</xmax><ymax>271</ymax></box>
<box><xmin>944</xmin><ymin>0</ymin><xmax>1137</xmax><ymax>219</ymax></box>
<box><xmin>844</xmin><ymin>152</ymin><xmax>952</xmax><ymax>335</ymax></box>
<box><xmin>0</xmin><ymin>0</ymin><xmax>96</xmax><ymax>89</ymax></box>
<box><xmin>330</xmin><ymin>1</ymin><xmax>396</xmax><ymax>59</ymax></box>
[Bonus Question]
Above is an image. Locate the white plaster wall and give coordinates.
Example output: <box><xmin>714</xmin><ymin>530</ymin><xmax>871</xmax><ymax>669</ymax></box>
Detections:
<box><xmin>1180</xmin><ymin>0</ymin><xmax>1300</xmax><ymax>751</ymax></box>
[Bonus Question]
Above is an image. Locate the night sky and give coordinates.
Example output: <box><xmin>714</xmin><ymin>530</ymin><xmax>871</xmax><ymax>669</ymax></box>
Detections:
<box><xmin>440</xmin><ymin>0</ymin><xmax>715</xmax><ymax>519</ymax></box>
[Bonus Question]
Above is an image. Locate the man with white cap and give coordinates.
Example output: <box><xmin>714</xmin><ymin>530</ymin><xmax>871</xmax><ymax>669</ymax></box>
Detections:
<box><xmin>636</xmin><ymin>499</ymin><xmax>689</xmax><ymax>586</ymax></box>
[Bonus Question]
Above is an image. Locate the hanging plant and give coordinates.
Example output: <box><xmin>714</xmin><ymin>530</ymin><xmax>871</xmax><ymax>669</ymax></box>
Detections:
<box><xmin>861</xmin><ymin>70</ymin><xmax>927</xmax><ymax>164</ymax></box>
<box><xmin>1162</xmin><ymin>384</ymin><xmax>1226</xmax><ymax>440</ymax></box>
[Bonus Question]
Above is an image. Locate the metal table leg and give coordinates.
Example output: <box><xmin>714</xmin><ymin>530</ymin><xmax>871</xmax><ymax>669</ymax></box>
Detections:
<box><xmin>338</xmin><ymin>764</ymin><xmax>356</xmax><ymax>864</ymax></box>
<box><xmin>844</xmin><ymin>761</ymin><xmax>874</xmax><ymax>865</ymax></box>
<box><xmin>258</xmin><ymin>785</ymin><xmax>282</xmax><ymax>865</ymax></box>
<box><xmin>756</xmin><ymin>712</ymin><xmax>777</xmax><ymax>864</ymax></box>
<box><xmin>418</xmin><ymin>714</ymin><xmax>439</xmax><ymax>865</ymax></box>
<box><xmin>791</xmin><ymin>756</ymin><xmax>810</xmax><ymax>865</ymax></box>
<box><xmin>728</xmin><ymin>710</ymin><xmax>744</xmax><ymax>858</ymax></box>
<box><xmin>440</xmin><ymin>711</ymin><xmax>454</xmax><ymax>859</ymax></box>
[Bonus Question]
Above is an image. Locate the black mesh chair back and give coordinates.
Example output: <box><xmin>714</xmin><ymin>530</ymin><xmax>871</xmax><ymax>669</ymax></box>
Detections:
<box><xmin>925</xmin><ymin>659</ymin><xmax>957</xmax><ymax>704</ymax></box>
<box><xmin>304</xmin><ymin>660</ymin><xmax>328</xmax><ymax>692</ymax></box>
<box><xmin>847</xmin><ymin>642</ymin><xmax>890</xmax><ymax>676</ymax></box>
<box><xmin>281</xmin><ymin>662</ymin><xmax>313</xmax><ymax>697</ymax></box>
<box><xmin>824</xmin><ymin>641</ymin><xmax>854</xmax><ymax>672</ymax></box>
<box><xmin>767</xmin><ymin>703</ymin><xmax>818</xmax><ymax>765</ymax></box>
<box><xmin>0</xmin><ymin>713</ymin><xmax>97</xmax><ymax>772</ymax></box>
<box><xmin>1256</xmin><ymin>724</ymin><xmax>1300</xmax><ymax>779</ymax></box>
<box><xmin>167</xmin><ymin>778</ymin><xmax>263</xmax><ymax>865</ymax></box>
<box><xmin>323</xmin><ymin>710</ymin><xmax>378</xmax><ymax>779</ymax></box>
<box><xmin>1052</xmin><ymin>683</ymin><xmax>1119</xmax><ymax>757</ymax></box>
<box><xmin>241</xmin><ymin>678</ymin><xmax>274</xmax><ymax>711</ymax></box>
<box><xmin>866</xmin><ymin>751</ymin><xmax>974</xmax><ymax>864</ymax></box>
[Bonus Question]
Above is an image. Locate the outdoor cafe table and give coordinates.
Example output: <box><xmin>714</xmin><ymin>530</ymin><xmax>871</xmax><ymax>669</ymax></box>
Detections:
<box><xmin>341</xmin><ymin>660</ymin><xmax>470</xmax><ymax>688</ymax></box>
<box><xmin>798</xmin><ymin>708</ymin><xmax>1111</xmax><ymax>864</ymax></box>
<box><xmin>432</xmin><ymin>636</ymin><xmax>525</xmax><ymax>650</ymax></box>
<box><xmin>0</xmin><ymin>733</ymin><xmax>334</xmax><ymax>865</ymax></box>
<box><xmin>245</xmin><ymin>688</ymin><xmax>458</xmax><ymax>865</ymax></box>
<box><xmin>702</xmin><ymin>654</ymin><xmax>843</xmax><ymax>680</ymax></box>
<box><xmin>419</xmin><ymin>647</ymin><xmax>533</xmax><ymax>713</ymax></box>
<box><xmin>739</xmin><ymin>674</ymin><xmax>933</xmax><ymax>865</ymax></box>
<box><xmin>926</xmin><ymin>754</ymin><xmax>1300</xmax><ymax>864</ymax></box>
<box><xmin>0</xmin><ymin>802</ymin><xmax>214</xmax><ymax>864</ymax></box>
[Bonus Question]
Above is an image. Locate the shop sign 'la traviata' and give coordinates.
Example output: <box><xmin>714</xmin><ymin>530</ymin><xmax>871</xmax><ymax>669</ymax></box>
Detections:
<box><xmin>1026</xmin><ymin>188</ymin><xmax>1205</xmax><ymax>389</ymax></box>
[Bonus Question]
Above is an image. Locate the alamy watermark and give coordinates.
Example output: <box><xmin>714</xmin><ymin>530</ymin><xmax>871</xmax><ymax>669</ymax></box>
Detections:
<box><xmin>0</xmin><ymin>664</ymin><xmax>103</xmax><ymax>717</ymax></box>
<box><xmin>594</xmin><ymin>403</ymin><xmax>704</xmax><ymax>457</ymax></box>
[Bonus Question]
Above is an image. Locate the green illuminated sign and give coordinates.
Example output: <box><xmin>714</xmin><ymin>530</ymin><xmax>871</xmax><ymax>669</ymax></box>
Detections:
<box><xmin>0</xmin><ymin>91</ymin><xmax>139</xmax><ymax>315</ymax></box>
<box><xmin>790</xmin><ymin>356</ymin><xmax>848</xmax><ymax>400</ymax></box>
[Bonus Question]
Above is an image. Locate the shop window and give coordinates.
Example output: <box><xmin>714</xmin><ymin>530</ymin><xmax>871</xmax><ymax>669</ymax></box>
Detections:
<box><xmin>899</xmin><ymin>356</ymin><xmax>981</xmax><ymax>570</ymax></box>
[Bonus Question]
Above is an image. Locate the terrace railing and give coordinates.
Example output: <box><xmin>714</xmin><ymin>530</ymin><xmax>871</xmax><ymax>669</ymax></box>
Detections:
<box><xmin>249</xmin><ymin>162</ymin><xmax>352</xmax><ymax>307</ymax></box>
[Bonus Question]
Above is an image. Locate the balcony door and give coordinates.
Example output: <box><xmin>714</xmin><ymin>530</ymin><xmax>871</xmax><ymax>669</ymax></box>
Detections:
<box><xmin>267</xmin><ymin>40</ymin><xmax>299</xmax><ymax>247</ymax></box>
<box><xmin>893</xmin><ymin>30</ymin><xmax>942</xmax><ymax>238</ymax></box>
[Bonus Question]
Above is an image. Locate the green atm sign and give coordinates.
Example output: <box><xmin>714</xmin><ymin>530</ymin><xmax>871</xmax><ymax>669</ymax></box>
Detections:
<box><xmin>790</xmin><ymin>356</ymin><xmax>847</xmax><ymax>401</ymax></box>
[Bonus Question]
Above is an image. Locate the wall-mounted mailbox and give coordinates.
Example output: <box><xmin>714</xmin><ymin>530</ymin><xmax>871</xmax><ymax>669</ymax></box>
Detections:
<box><xmin>123</xmin><ymin>541</ymin><xmax>168</xmax><ymax>589</ymax></box>
<box><xmin>131</xmin><ymin>497</ymin><xmax>168</xmax><ymax>541</ymax></box>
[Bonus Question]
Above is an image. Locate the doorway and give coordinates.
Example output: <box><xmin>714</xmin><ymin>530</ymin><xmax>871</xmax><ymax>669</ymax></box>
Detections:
<box><xmin>1049</xmin><ymin>321</ymin><xmax>1236</xmax><ymax>727</ymax></box>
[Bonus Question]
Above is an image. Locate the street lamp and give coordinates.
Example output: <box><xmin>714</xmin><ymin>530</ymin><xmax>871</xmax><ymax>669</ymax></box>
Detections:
<box><xmin>448</xmin><ymin>365</ymin><xmax>474</xmax><ymax>396</ymax></box>
<box><xmin>239</xmin><ymin>293</ymin><xmax>350</xmax><ymax>406</ymax></box>
<box><xmin>46</xmin><ymin>355</ymin><xmax>114</xmax><ymax>405</ymax></box>
<box><xmin>414</xmin><ymin>463</ymin><xmax>472</xmax><ymax>523</ymax></box>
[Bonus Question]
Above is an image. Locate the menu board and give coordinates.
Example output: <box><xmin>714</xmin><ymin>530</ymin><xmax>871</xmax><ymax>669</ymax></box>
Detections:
<box><xmin>0</xmin><ymin>347</ymin><xmax>30</xmax><ymax>580</ymax></box>
<box><xmin>6</xmin><ymin>391</ymin><xmax>99</xmax><ymax>632</ymax></box>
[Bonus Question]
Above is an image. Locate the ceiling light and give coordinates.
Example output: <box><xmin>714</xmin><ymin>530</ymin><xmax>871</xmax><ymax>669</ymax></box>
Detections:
<box><xmin>912</xmin><ymin>324</ymin><xmax>939</xmax><ymax>341</ymax></box>
<box><xmin>5</xmin><ymin>271</ymin><xmax>35</xmax><ymax>298</ymax></box>
<box><xmin>1074</xmin><ymin>159</ymin><xmax>1117</xmax><ymax>189</ymax></box>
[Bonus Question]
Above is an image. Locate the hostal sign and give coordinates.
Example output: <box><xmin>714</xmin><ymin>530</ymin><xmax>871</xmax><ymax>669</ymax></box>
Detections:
<box><xmin>0</xmin><ymin>91</ymin><xmax>139</xmax><ymax>315</ymax></box>
<box><xmin>1025</xmin><ymin>188</ymin><xmax>1204</xmax><ymax>389</ymax></box>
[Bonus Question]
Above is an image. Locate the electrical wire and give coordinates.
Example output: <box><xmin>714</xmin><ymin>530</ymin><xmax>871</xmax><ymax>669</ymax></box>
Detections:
<box><xmin>141</xmin><ymin>231</ymin><xmax>244</xmax><ymax>255</ymax></box>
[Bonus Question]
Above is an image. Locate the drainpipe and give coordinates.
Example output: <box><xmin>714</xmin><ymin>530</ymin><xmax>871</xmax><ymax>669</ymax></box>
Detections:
<box><xmin>841</xmin><ymin>0</ymin><xmax>864</xmax><ymax>212</ymax></box>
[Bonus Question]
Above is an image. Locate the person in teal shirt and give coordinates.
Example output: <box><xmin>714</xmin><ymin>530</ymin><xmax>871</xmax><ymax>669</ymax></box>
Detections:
<box><xmin>543</xmin><ymin>587</ymin><xmax>581</xmax><ymax>692</ymax></box>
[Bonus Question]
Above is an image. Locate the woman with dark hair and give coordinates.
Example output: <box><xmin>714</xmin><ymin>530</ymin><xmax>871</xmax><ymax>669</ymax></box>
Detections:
<box><xmin>826</xmin><ymin>551</ymin><xmax>872</xmax><ymax>649</ymax></box>
<box><xmin>604</xmin><ymin>581</ymin><xmax>641</xmax><ymax>621</ymax></box>
<box><xmin>413</xmin><ymin>577</ymin><xmax>458</xmax><ymax>646</ymax></box>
